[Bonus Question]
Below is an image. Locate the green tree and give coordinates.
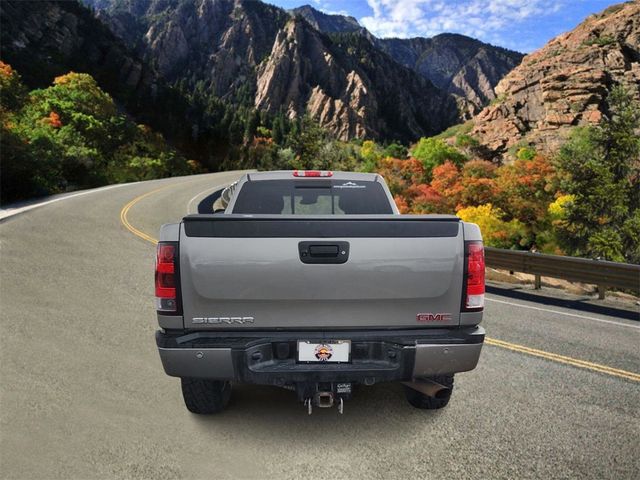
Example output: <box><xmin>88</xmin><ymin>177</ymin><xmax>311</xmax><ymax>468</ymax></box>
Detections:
<box><xmin>288</xmin><ymin>115</ymin><xmax>331</xmax><ymax>169</ymax></box>
<box><xmin>359</xmin><ymin>140</ymin><xmax>383</xmax><ymax>171</ymax></box>
<box><xmin>383</xmin><ymin>142</ymin><xmax>408</xmax><ymax>159</ymax></box>
<box><xmin>1</xmin><ymin>65</ymin><xmax>197</xmax><ymax>202</ymax></box>
<box><xmin>1</xmin><ymin>66</ymin><xmax>69</xmax><ymax>200</ymax></box>
<box><xmin>272</xmin><ymin>112</ymin><xmax>285</xmax><ymax>145</ymax></box>
<box><xmin>555</xmin><ymin>86</ymin><xmax>640</xmax><ymax>262</ymax></box>
<box><xmin>0</xmin><ymin>62</ymin><xmax>26</xmax><ymax>112</ymax></box>
<box><xmin>244</xmin><ymin>109</ymin><xmax>259</xmax><ymax>142</ymax></box>
<box><xmin>228</xmin><ymin>113</ymin><xmax>244</xmax><ymax>145</ymax></box>
<box><xmin>411</xmin><ymin>137</ymin><xmax>466</xmax><ymax>179</ymax></box>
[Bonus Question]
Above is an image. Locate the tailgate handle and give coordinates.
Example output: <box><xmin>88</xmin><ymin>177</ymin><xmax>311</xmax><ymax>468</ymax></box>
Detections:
<box><xmin>299</xmin><ymin>241</ymin><xmax>349</xmax><ymax>264</ymax></box>
<box><xmin>309</xmin><ymin>245</ymin><xmax>339</xmax><ymax>257</ymax></box>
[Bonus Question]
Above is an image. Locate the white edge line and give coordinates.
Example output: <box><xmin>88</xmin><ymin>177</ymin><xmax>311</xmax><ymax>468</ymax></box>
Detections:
<box><xmin>0</xmin><ymin>183</ymin><xmax>135</xmax><ymax>221</ymax></box>
<box><xmin>186</xmin><ymin>182</ymin><xmax>230</xmax><ymax>214</ymax></box>
<box><xmin>1</xmin><ymin>171</ymin><xmax>240</xmax><ymax>221</ymax></box>
<box><xmin>486</xmin><ymin>297</ymin><xmax>640</xmax><ymax>330</ymax></box>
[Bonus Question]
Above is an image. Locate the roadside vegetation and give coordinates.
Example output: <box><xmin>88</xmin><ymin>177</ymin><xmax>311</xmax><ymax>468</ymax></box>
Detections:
<box><xmin>0</xmin><ymin>62</ymin><xmax>198</xmax><ymax>203</ymax></box>
<box><xmin>1</xmin><ymin>62</ymin><xmax>638</xmax><ymax>262</ymax></box>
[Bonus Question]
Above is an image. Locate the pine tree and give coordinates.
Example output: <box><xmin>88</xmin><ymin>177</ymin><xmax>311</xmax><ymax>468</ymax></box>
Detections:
<box><xmin>272</xmin><ymin>112</ymin><xmax>285</xmax><ymax>145</ymax></box>
<box><xmin>556</xmin><ymin>86</ymin><xmax>640</xmax><ymax>262</ymax></box>
<box><xmin>244</xmin><ymin>109</ymin><xmax>259</xmax><ymax>142</ymax></box>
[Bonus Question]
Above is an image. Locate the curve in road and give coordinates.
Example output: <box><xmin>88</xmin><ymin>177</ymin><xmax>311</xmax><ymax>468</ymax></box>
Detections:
<box><xmin>2</xmin><ymin>171</ymin><xmax>639</xmax><ymax>479</ymax></box>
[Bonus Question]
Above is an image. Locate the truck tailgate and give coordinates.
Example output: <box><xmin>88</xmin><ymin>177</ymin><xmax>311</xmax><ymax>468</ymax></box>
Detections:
<box><xmin>179</xmin><ymin>215</ymin><xmax>464</xmax><ymax>329</ymax></box>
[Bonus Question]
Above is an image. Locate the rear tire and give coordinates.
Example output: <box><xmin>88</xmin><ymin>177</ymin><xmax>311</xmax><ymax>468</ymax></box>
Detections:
<box><xmin>181</xmin><ymin>378</ymin><xmax>231</xmax><ymax>414</ymax></box>
<box><xmin>403</xmin><ymin>375</ymin><xmax>454</xmax><ymax>410</ymax></box>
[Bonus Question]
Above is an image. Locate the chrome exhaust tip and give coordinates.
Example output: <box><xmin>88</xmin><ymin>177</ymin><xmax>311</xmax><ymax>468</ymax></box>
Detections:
<box><xmin>402</xmin><ymin>379</ymin><xmax>450</xmax><ymax>398</ymax></box>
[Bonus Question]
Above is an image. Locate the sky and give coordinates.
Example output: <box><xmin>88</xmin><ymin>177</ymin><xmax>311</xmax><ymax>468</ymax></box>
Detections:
<box><xmin>268</xmin><ymin>0</ymin><xmax>620</xmax><ymax>52</ymax></box>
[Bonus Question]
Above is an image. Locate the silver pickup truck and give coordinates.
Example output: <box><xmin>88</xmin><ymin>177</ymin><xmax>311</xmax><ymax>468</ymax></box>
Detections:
<box><xmin>155</xmin><ymin>171</ymin><xmax>485</xmax><ymax>414</ymax></box>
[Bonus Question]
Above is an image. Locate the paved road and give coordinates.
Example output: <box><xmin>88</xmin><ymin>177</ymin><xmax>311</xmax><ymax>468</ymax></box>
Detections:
<box><xmin>1</xmin><ymin>172</ymin><xmax>639</xmax><ymax>480</ymax></box>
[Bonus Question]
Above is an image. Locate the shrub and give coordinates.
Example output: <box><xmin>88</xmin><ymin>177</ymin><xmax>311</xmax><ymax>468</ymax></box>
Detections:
<box><xmin>410</xmin><ymin>137</ymin><xmax>466</xmax><ymax>179</ymax></box>
<box><xmin>457</xmin><ymin>204</ymin><xmax>525</xmax><ymax>249</ymax></box>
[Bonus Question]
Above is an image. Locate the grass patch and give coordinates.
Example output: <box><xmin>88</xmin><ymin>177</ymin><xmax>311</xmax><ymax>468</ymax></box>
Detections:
<box><xmin>602</xmin><ymin>4</ymin><xmax>625</xmax><ymax>16</ymax></box>
<box><xmin>583</xmin><ymin>36</ymin><xmax>616</xmax><ymax>47</ymax></box>
<box><xmin>434</xmin><ymin>120</ymin><xmax>474</xmax><ymax>140</ymax></box>
<box><xmin>570</xmin><ymin>102</ymin><xmax>583</xmax><ymax>113</ymax></box>
<box><xmin>489</xmin><ymin>93</ymin><xmax>508</xmax><ymax>106</ymax></box>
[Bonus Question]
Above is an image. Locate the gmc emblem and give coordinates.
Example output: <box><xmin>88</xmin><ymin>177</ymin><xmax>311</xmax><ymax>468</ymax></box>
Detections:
<box><xmin>416</xmin><ymin>313</ymin><xmax>452</xmax><ymax>322</ymax></box>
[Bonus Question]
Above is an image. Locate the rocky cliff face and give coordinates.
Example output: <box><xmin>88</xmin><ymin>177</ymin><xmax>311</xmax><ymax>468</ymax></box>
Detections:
<box><xmin>7</xmin><ymin>0</ymin><xmax>523</xmax><ymax>143</ymax></box>
<box><xmin>0</xmin><ymin>0</ymin><xmax>249</xmax><ymax>167</ymax></box>
<box><xmin>255</xmin><ymin>18</ymin><xmax>457</xmax><ymax>141</ymax></box>
<box><xmin>291</xmin><ymin>5</ymin><xmax>362</xmax><ymax>34</ymax></box>
<box><xmin>291</xmin><ymin>5</ymin><xmax>523</xmax><ymax>116</ymax></box>
<box><xmin>86</xmin><ymin>0</ymin><xmax>289</xmax><ymax>98</ymax></box>
<box><xmin>254</xmin><ymin>19</ymin><xmax>373</xmax><ymax>139</ymax></box>
<box><xmin>378</xmin><ymin>34</ymin><xmax>523</xmax><ymax>116</ymax></box>
<box><xmin>84</xmin><ymin>0</ymin><xmax>459</xmax><ymax>141</ymax></box>
<box><xmin>469</xmin><ymin>2</ymin><xmax>640</xmax><ymax>159</ymax></box>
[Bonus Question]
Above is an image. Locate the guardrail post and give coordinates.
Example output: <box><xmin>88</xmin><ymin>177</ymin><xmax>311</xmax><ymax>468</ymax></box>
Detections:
<box><xmin>597</xmin><ymin>285</ymin><xmax>606</xmax><ymax>300</ymax></box>
<box><xmin>534</xmin><ymin>274</ymin><xmax>541</xmax><ymax>289</ymax></box>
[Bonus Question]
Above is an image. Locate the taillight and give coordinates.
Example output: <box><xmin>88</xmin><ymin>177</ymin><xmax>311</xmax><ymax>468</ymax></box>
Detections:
<box><xmin>155</xmin><ymin>242</ymin><xmax>178</xmax><ymax>313</ymax></box>
<box><xmin>464</xmin><ymin>241</ymin><xmax>485</xmax><ymax>310</ymax></box>
<box><xmin>293</xmin><ymin>170</ymin><xmax>333</xmax><ymax>177</ymax></box>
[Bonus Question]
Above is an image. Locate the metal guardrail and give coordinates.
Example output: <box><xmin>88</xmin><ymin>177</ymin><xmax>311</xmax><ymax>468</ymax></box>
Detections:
<box><xmin>485</xmin><ymin>247</ymin><xmax>640</xmax><ymax>298</ymax></box>
<box><xmin>220</xmin><ymin>181</ymin><xmax>238</xmax><ymax>208</ymax></box>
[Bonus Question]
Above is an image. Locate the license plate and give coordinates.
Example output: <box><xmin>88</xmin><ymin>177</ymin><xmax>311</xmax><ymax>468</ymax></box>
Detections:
<box><xmin>297</xmin><ymin>340</ymin><xmax>350</xmax><ymax>363</ymax></box>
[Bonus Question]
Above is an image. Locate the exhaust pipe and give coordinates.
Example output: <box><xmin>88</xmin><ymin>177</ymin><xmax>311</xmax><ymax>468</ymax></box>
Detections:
<box><xmin>314</xmin><ymin>391</ymin><xmax>334</xmax><ymax>408</ymax></box>
<box><xmin>402</xmin><ymin>379</ymin><xmax>450</xmax><ymax>398</ymax></box>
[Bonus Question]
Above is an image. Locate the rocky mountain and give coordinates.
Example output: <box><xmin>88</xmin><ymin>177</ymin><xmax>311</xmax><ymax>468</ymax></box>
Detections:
<box><xmin>291</xmin><ymin>5</ymin><xmax>362</xmax><ymax>34</ymax></box>
<box><xmin>292</xmin><ymin>5</ymin><xmax>523</xmax><ymax>115</ymax></box>
<box><xmin>0</xmin><ymin>0</ymin><xmax>243</xmax><ymax>167</ymax></box>
<box><xmin>0</xmin><ymin>0</ymin><xmax>153</xmax><ymax>96</ymax></box>
<box><xmin>3</xmin><ymin>0</ymin><xmax>523</xmax><ymax>145</ymax></box>
<box><xmin>86</xmin><ymin>0</ymin><xmax>289</xmax><ymax>98</ymax></box>
<box><xmin>469</xmin><ymin>1</ymin><xmax>640</xmax><ymax>160</ymax></box>
<box><xmin>82</xmin><ymin>0</ymin><xmax>458</xmax><ymax>141</ymax></box>
<box><xmin>377</xmin><ymin>35</ymin><xmax>523</xmax><ymax>116</ymax></box>
<box><xmin>255</xmin><ymin>18</ymin><xmax>457</xmax><ymax>140</ymax></box>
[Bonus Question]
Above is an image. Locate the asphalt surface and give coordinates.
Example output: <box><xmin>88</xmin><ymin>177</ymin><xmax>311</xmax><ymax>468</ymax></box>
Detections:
<box><xmin>1</xmin><ymin>171</ymin><xmax>639</xmax><ymax>480</ymax></box>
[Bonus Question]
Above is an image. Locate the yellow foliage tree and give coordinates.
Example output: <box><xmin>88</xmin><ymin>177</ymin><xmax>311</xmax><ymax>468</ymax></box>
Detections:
<box><xmin>456</xmin><ymin>203</ymin><xmax>525</xmax><ymax>248</ymax></box>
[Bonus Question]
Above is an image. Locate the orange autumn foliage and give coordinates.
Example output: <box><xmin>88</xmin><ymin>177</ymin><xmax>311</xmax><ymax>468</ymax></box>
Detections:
<box><xmin>0</xmin><ymin>61</ymin><xmax>14</xmax><ymax>78</ymax></box>
<box><xmin>459</xmin><ymin>160</ymin><xmax>499</xmax><ymax>207</ymax></box>
<box><xmin>44</xmin><ymin>111</ymin><xmax>62</xmax><ymax>128</ymax></box>
<box><xmin>495</xmin><ymin>155</ymin><xmax>556</xmax><ymax>223</ymax></box>
<box><xmin>431</xmin><ymin>161</ymin><xmax>464</xmax><ymax>210</ymax></box>
<box><xmin>394</xmin><ymin>194</ymin><xmax>409</xmax><ymax>213</ymax></box>
<box><xmin>376</xmin><ymin>157</ymin><xmax>426</xmax><ymax>197</ymax></box>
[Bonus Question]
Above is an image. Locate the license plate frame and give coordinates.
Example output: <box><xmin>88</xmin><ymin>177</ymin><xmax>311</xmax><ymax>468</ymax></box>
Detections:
<box><xmin>297</xmin><ymin>340</ymin><xmax>351</xmax><ymax>363</ymax></box>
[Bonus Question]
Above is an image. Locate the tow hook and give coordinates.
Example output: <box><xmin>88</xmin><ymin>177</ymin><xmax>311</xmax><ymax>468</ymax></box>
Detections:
<box><xmin>304</xmin><ymin>393</ymin><xmax>345</xmax><ymax>415</ymax></box>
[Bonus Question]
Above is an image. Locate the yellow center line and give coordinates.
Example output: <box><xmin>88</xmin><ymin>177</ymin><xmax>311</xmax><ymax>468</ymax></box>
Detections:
<box><xmin>485</xmin><ymin>338</ymin><xmax>640</xmax><ymax>382</ymax></box>
<box><xmin>119</xmin><ymin>184</ymin><xmax>640</xmax><ymax>384</ymax></box>
<box><xmin>119</xmin><ymin>183</ymin><xmax>180</xmax><ymax>245</ymax></box>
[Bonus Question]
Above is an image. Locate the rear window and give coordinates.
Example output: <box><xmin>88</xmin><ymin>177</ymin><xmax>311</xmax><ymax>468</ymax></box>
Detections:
<box><xmin>232</xmin><ymin>179</ymin><xmax>394</xmax><ymax>215</ymax></box>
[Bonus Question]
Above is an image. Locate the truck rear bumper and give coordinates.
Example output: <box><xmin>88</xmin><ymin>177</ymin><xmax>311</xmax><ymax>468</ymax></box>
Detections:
<box><xmin>156</xmin><ymin>326</ymin><xmax>484</xmax><ymax>384</ymax></box>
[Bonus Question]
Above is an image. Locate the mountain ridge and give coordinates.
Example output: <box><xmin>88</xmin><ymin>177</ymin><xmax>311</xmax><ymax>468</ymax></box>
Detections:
<box><xmin>82</xmin><ymin>0</ymin><xmax>523</xmax><ymax>138</ymax></box>
<box><xmin>80</xmin><ymin>0</ymin><xmax>460</xmax><ymax>141</ymax></box>
<box><xmin>291</xmin><ymin>4</ymin><xmax>524</xmax><ymax>115</ymax></box>
<box><xmin>467</xmin><ymin>1</ymin><xmax>640</xmax><ymax>160</ymax></box>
